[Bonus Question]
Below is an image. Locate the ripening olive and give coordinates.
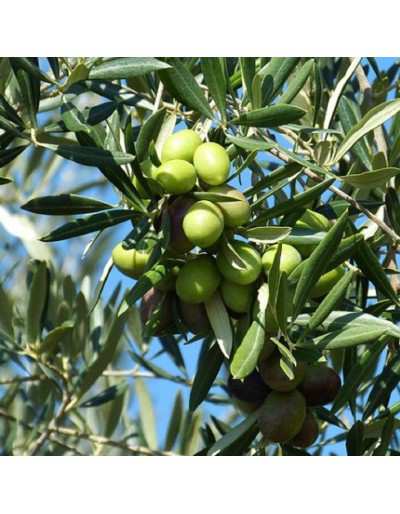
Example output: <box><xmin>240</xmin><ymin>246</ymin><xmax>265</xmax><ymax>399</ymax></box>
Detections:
<box><xmin>154</xmin><ymin>159</ymin><xmax>197</xmax><ymax>194</ymax></box>
<box><xmin>182</xmin><ymin>200</ymin><xmax>224</xmax><ymax>248</ymax></box>
<box><xmin>227</xmin><ymin>370</ymin><xmax>270</xmax><ymax>413</ymax></box>
<box><xmin>208</xmin><ymin>185</ymin><xmax>251</xmax><ymax>227</ymax></box>
<box><xmin>176</xmin><ymin>255</ymin><xmax>221</xmax><ymax>304</ymax></box>
<box><xmin>259</xmin><ymin>353</ymin><xmax>306</xmax><ymax>392</ymax></box>
<box><xmin>167</xmin><ymin>196</ymin><xmax>195</xmax><ymax>254</ymax></box>
<box><xmin>289</xmin><ymin>410</ymin><xmax>319</xmax><ymax>448</ymax></box>
<box><xmin>179</xmin><ymin>300</ymin><xmax>211</xmax><ymax>335</ymax></box>
<box><xmin>112</xmin><ymin>243</ymin><xmax>149</xmax><ymax>279</ymax></box>
<box><xmin>140</xmin><ymin>288</ymin><xmax>175</xmax><ymax>336</ymax></box>
<box><xmin>161</xmin><ymin>129</ymin><xmax>202</xmax><ymax>163</ymax></box>
<box><xmin>216</xmin><ymin>241</ymin><xmax>262</xmax><ymax>285</ymax></box>
<box><xmin>257</xmin><ymin>390</ymin><xmax>306</xmax><ymax>443</ymax></box>
<box><xmin>299</xmin><ymin>364</ymin><xmax>341</xmax><ymax>406</ymax></box>
<box><xmin>193</xmin><ymin>142</ymin><xmax>230</xmax><ymax>185</ymax></box>
<box><xmin>262</xmin><ymin>243</ymin><xmax>302</xmax><ymax>276</ymax></box>
<box><xmin>295</xmin><ymin>209</ymin><xmax>331</xmax><ymax>231</ymax></box>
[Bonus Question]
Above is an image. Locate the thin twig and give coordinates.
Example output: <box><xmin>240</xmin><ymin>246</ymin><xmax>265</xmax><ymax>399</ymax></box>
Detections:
<box><xmin>0</xmin><ymin>374</ymin><xmax>42</xmax><ymax>386</ymax></box>
<box><xmin>27</xmin><ymin>394</ymin><xmax>71</xmax><ymax>456</ymax></box>
<box><xmin>264</xmin><ymin>136</ymin><xmax>400</xmax><ymax>244</ymax></box>
<box><xmin>0</xmin><ymin>408</ymin><xmax>172</xmax><ymax>456</ymax></box>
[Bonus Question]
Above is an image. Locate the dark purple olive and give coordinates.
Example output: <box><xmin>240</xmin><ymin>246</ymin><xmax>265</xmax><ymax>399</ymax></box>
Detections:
<box><xmin>299</xmin><ymin>364</ymin><xmax>341</xmax><ymax>406</ymax></box>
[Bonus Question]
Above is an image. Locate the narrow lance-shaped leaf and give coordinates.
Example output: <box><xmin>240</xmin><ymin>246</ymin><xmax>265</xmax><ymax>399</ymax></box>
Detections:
<box><xmin>44</xmin><ymin>142</ymin><xmax>134</xmax><ymax>169</ymax></box>
<box><xmin>252</xmin><ymin>179</ymin><xmax>334</xmax><ymax>224</ymax></box>
<box><xmin>192</xmin><ymin>191</ymin><xmax>242</xmax><ymax>203</ymax></box>
<box><xmin>337</xmin><ymin>96</ymin><xmax>371</xmax><ymax>169</ymax></box>
<box><xmin>118</xmin><ymin>264</ymin><xmax>168</xmax><ymax>315</ymax></box>
<box><xmin>207</xmin><ymin>409</ymin><xmax>259</xmax><ymax>456</ymax></box>
<box><xmin>8</xmin><ymin>57</ymin><xmax>55</xmax><ymax>84</ymax></box>
<box><xmin>227</xmin><ymin>134</ymin><xmax>334</xmax><ymax>179</ymax></box>
<box><xmin>40</xmin><ymin>209</ymin><xmax>136</xmax><ymax>242</ymax></box>
<box><xmin>323</xmin><ymin>57</ymin><xmax>361</xmax><ymax>129</ymax></box>
<box><xmin>40</xmin><ymin>322</ymin><xmax>74</xmax><ymax>354</ymax></box>
<box><xmin>334</xmin><ymin>98</ymin><xmax>400</xmax><ymax>163</ymax></box>
<box><xmin>279</xmin><ymin>59</ymin><xmax>314</xmax><ymax>104</ymax></box>
<box><xmin>354</xmin><ymin>238</ymin><xmax>399</xmax><ymax>306</ymax></box>
<box><xmin>26</xmin><ymin>261</ymin><xmax>49</xmax><ymax>345</ymax></box>
<box><xmin>0</xmin><ymin>145</ymin><xmax>28</xmax><ymax>167</ymax></box>
<box><xmin>302</xmin><ymin>326</ymin><xmax>390</xmax><ymax>351</ymax></box>
<box><xmin>296</xmin><ymin>311</ymin><xmax>400</xmax><ymax>337</ymax></box>
<box><xmin>230</xmin><ymin>284</ymin><xmax>269</xmax><ymax>379</ymax></box>
<box><xmin>363</xmin><ymin>353</ymin><xmax>400</xmax><ymax>420</ymax></box>
<box><xmin>204</xmin><ymin>291</ymin><xmax>233</xmax><ymax>358</ymax></box>
<box><xmin>74</xmin><ymin>308</ymin><xmax>128</xmax><ymax>402</ymax></box>
<box><xmin>201</xmin><ymin>58</ymin><xmax>227</xmax><ymax>124</ymax></box>
<box><xmin>340</xmin><ymin>167</ymin><xmax>400</xmax><ymax>189</ymax></box>
<box><xmin>180</xmin><ymin>411</ymin><xmax>202</xmax><ymax>456</ymax></box>
<box><xmin>239</xmin><ymin>58</ymin><xmax>256</xmax><ymax>106</ymax></box>
<box><xmin>346</xmin><ymin>421</ymin><xmax>365</xmax><ymax>456</ymax></box>
<box><xmin>9</xmin><ymin>57</ymin><xmax>40</xmax><ymax>128</ymax></box>
<box><xmin>373</xmin><ymin>415</ymin><xmax>395</xmax><ymax>456</ymax></box>
<box><xmin>307</xmin><ymin>270</ymin><xmax>354</xmax><ymax>332</ymax></box>
<box><xmin>0</xmin><ymin>176</ymin><xmax>12</xmax><ymax>185</ymax></box>
<box><xmin>135</xmin><ymin>108</ymin><xmax>166</xmax><ymax>163</ymax></box>
<box><xmin>0</xmin><ymin>285</ymin><xmax>14</xmax><ymax>338</ymax></box>
<box><xmin>0</xmin><ymin>93</ymin><xmax>24</xmax><ymax>125</ymax></box>
<box><xmin>332</xmin><ymin>339</ymin><xmax>387</xmax><ymax>414</ymax></box>
<box><xmin>293</xmin><ymin>210</ymin><xmax>348</xmax><ymax>318</ymax></box>
<box><xmin>88</xmin><ymin>57</ymin><xmax>170</xmax><ymax>80</ymax></box>
<box><xmin>80</xmin><ymin>382</ymin><xmax>128</xmax><ymax>408</ymax></box>
<box><xmin>276</xmin><ymin>272</ymin><xmax>290</xmax><ymax>336</ymax></box>
<box><xmin>242</xmin><ymin>226</ymin><xmax>292</xmax><ymax>244</ymax></box>
<box><xmin>164</xmin><ymin>390</ymin><xmax>184</xmax><ymax>451</ymax></box>
<box><xmin>61</xmin><ymin>97</ymin><xmax>92</xmax><ymax>134</ymax></box>
<box><xmin>158</xmin><ymin>58</ymin><xmax>214</xmax><ymax>119</ymax></box>
<box><xmin>232</xmin><ymin>104</ymin><xmax>306</xmax><ymax>128</ymax></box>
<box><xmin>135</xmin><ymin>377</ymin><xmax>158</xmax><ymax>450</ymax></box>
<box><xmin>267</xmin><ymin>244</ymin><xmax>282</xmax><ymax>323</ymax></box>
<box><xmin>21</xmin><ymin>194</ymin><xmax>113</xmax><ymax>215</ymax></box>
<box><xmin>385</xmin><ymin>187</ymin><xmax>400</xmax><ymax>234</ymax></box>
<box><xmin>189</xmin><ymin>341</ymin><xmax>224</xmax><ymax>412</ymax></box>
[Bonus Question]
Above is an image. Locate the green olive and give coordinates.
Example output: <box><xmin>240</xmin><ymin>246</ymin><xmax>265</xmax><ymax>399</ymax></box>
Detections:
<box><xmin>262</xmin><ymin>244</ymin><xmax>302</xmax><ymax>276</ymax></box>
<box><xmin>182</xmin><ymin>200</ymin><xmax>224</xmax><ymax>248</ymax></box>
<box><xmin>295</xmin><ymin>209</ymin><xmax>331</xmax><ymax>231</ymax></box>
<box><xmin>208</xmin><ymin>185</ymin><xmax>251</xmax><ymax>227</ymax></box>
<box><xmin>176</xmin><ymin>255</ymin><xmax>221</xmax><ymax>304</ymax></box>
<box><xmin>216</xmin><ymin>241</ymin><xmax>262</xmax><ymax>285</ymax></box>
<box><xmin>310</xmin><ymin>266</ymin><xmax>346</xmax><ymax>298</ymax></box>
<box><xmin>111</xmin><ymin>243</ymin><xmax>149</xmax><ymax>279</ymax></box>
<box><xmin>161</xmin><ymin>129</ymin><xmax>202</xmax><ymax>163</ymax></box>
<box><xmin>154</xmin><ymin>160</ymin><xmax>196</xmax><ymax>194</ymax></box>
<box><xmin>221</xmin><ymin>280</ymin><xmax>254</xmax><ymax>313</ymax></box>
<box><xmin>193</xmin><ymin>142</ymin><xmax>230</xmax><ymax>185</ymax></box>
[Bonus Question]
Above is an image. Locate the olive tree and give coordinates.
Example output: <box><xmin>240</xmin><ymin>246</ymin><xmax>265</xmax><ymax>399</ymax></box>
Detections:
<box><xmin>1</xmin><ymin>57</ymin><xmax>400</xmax><ymax>456</ymax></box>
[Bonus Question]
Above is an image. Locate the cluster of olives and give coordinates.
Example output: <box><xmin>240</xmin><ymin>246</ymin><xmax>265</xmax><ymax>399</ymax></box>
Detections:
<box><xmin>227</xmin><ymin>359</ymin><xmax>341</xmax><ymax>448</ymax></box>
<box><xmin>110</xmin><ymin>128</ymin><xmax>345</xmax><ymax>446</ymax></box>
